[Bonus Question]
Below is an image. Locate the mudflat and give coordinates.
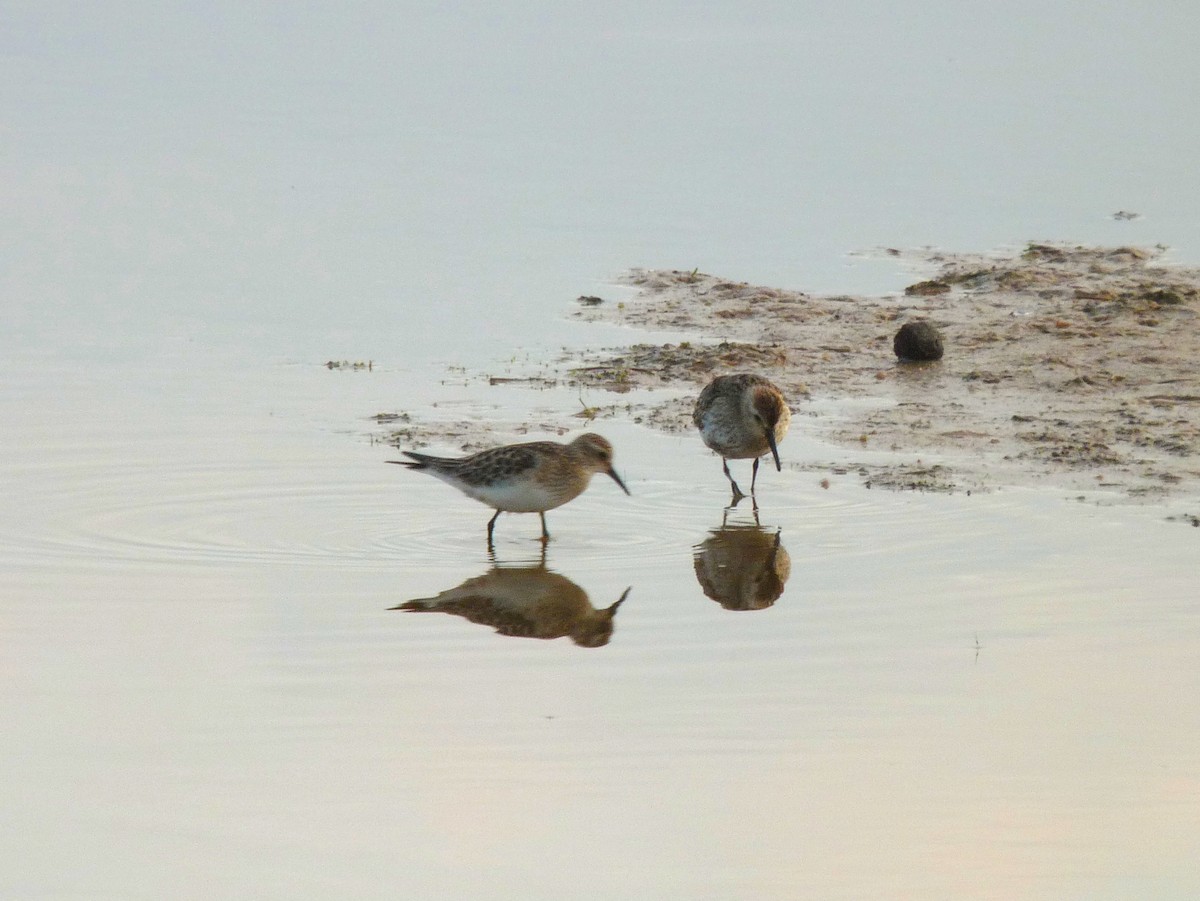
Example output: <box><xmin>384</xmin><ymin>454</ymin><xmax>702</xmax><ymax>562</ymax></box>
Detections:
<box><xmin>380</xmin><ymin>243</ymin><xmax>1199</xmax><ymax>509</ymax></box>
<box><xmin>564</xmin><ymin>243</ymin><xmax>1200</xmax><ymax>503</ymax></box>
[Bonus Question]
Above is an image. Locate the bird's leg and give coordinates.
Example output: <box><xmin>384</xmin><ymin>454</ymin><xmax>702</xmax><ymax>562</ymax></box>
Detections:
<box><xmin>722</xmin><ymin>458</ymin><xmax>746</xmax><ymax>501</ymax></box>
<box><xmin>486</xmin><ymin>510</ymin><xmax>501</xmax><ymax>550</ymax></box>
<box><xmin>750</xmin><ymin>456</ymin><xmax>761</xmax><ymax>494</ymax></box>
<box><xmin>539</xmin><ymin>512</ymin><xmax>551</xmax><ymax>545</ymax></box>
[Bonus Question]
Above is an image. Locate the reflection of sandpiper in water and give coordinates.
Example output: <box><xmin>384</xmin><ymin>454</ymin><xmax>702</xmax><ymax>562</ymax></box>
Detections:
<box><xmin>389</xmin><ymin>433</ymin><xmax>630</xmax><ymax>548</ymax></box>
<box><xmin>392</xmin><ymin>564</ymin><xmax>631</xmax><ymax>648</ymax></box>
<box><xmin>693</xmin><ymin>524</ymin><xmax>791</xmax><ymax>611</ymax></box>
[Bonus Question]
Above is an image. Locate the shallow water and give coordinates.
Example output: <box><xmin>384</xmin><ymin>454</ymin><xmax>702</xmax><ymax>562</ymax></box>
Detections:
<box><xmin>5</xmin><ymin>3</ymin><xmax>1200</xmax><ymax>898</ymax></box>
<box><xmin>4</xmin><ymin>347</ymin><xmax>1199</xmax><ymax>899</ymax></box>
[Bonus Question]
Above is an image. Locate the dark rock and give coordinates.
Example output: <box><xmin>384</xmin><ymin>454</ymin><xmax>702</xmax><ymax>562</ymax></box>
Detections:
<box><xmin>893</xmin><ymin>320</ymin><xmax>945</xmax><ymax>361</ymax></box>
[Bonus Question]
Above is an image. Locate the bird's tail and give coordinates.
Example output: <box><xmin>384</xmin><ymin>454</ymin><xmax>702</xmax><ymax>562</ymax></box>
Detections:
<box><xmin>389</xmin><ymin>598</ymin><xmax>435</xmax><ymax>611</ymax></box>
<box><xmin>386</xmin><ymin>450</ymin><xmax>438</xmax><ymax>470</ymax></box>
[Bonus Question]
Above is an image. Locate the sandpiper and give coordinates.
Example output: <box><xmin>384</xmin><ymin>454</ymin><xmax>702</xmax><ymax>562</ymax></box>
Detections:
<box><xmin>389</xmin><ymin>432</ymin><xmax>630</xmax><ymax>546</ymax></box>
<box><xmin>693</xmin><ymin>373</ymin><xmax>791</xmax><ymax>500</ymax></box>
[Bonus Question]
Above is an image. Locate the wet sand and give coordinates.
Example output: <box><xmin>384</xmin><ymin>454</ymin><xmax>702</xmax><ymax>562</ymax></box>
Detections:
<box><xmin>560</xmin><ymin>243</ymin><xmax>1200</xmax><ymax>504</ymax></box>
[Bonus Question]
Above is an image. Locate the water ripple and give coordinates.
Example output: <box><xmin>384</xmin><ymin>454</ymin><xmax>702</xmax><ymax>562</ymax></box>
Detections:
<box><xmin>3</xmin><ymin>459</ymin><xmax>415</xmax><ymax>571</ymax></box>
<box><xmin>2</xmin><ymin>450</ymin><xmax>1022</xmax><ymax>576</ymax></box>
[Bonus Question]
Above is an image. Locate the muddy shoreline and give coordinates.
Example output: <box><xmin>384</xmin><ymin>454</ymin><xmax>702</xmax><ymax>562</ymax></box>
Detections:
<box><xmin>384</xmin><ymin>243</ymin><xmax>1200</xmax><ymax>510</ymax></box>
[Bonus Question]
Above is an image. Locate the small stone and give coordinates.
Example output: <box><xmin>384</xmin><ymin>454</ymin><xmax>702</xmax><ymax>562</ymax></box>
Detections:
<box><xmin>893</xmin><ymin>320</ymin><xmax>945</xmax><ymax>361</ymax></box>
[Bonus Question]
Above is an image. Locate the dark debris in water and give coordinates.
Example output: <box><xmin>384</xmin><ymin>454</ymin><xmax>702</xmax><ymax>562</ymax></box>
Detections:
<box><xmin>861</xmin><ymin>463</ymin><xmax>959</xmax><ymax>493</ymax></box>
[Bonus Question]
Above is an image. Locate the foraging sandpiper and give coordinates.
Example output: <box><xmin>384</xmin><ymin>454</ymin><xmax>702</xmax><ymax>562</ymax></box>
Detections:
<box><xmin>390</xmin><ymin>432</ymin><xmax>629</xmax><ymax>546</ymax></box>
<box><xmin>693</xmin><ymin>373</ymin><xmax>791</xmax><ymax>500</ymax></box>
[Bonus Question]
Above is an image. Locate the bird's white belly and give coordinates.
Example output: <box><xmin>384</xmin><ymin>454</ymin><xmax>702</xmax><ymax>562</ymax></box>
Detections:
<box><xmin>463</xmin><ymin>479</ymin><xmax>569</xmax><ymax>513</ymax></box>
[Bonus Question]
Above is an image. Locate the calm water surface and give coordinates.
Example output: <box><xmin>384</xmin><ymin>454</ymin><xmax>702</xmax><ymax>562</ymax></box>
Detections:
<box><xmin>3</xmin><ymin>344</ymin><xmax>1198</xmax><ymax>899</ymax></box>
<box><xmin>4</xmin><ymin>3</ymin><xmax>1200</xmax><ymax>899</ymax></box>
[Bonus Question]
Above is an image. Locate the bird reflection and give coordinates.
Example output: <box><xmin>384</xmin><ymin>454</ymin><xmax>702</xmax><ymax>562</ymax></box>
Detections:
<box><xmin>693</xmin><ymin>522</ymin><xmax>791</xmax><ymax>611</ymax></box>
<box><xmin>392</xmin><ymin>563</ymin><xmax>630</xmax><ymax>647</ymax></box>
